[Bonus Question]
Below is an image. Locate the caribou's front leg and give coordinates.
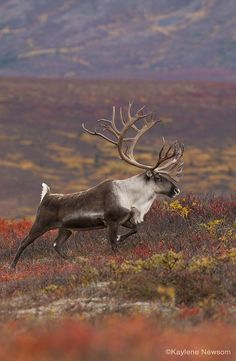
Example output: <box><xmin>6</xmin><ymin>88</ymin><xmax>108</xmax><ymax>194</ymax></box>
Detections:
<box><xmin>53</xmin><ymin>228</ymin><xmax>72</xmax><ymax>259</ymax></box>
<box><xmin>106</xmin><ymin>206</ymin><xmax>134</xmax><ymax>252</ymax></box>
<box><xmin>117</xmin><ymin>219</ymin><xmax>137</xmax><ymax>244</ymax></box>
<box><xmin>107</xmin><ymin>222</ymin><xmax>119</xmax><ymax>252</ymax></box>
<box><xmin>116</xmin><ymin>206</ymin><xmax>139</xmax><ymax>244</ymax></box>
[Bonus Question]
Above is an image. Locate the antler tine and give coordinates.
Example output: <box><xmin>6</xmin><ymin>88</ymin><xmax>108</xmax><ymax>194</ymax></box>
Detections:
<box><xmin>111</xmin><ymin>106</ymin><xmax>119</xmax><ymax>134</ymax></box>
<box><xmin>127</xmin><ymin>101</ymin><xmax>140</xmax><ymax>131</ymax></box>
<box><xmin>117</xmin><ymin>103</ymin><xmax>165</xmax><ymax>169</ymax></box>
<box><xmin>136</xmin><ymin>105</ymin><xmax>145</xmax><ymax>115</ymax></box>
<box><xmin>97</xmin><ymin>106</ymin><xmax>122</xmax><ymax>140</ymax></box>
<box><xmin>159</xmin><ymin>159</ymin><xmax>184</xmax><ymax>183</ymax></box>
<box><xmin>162</xmin><ymin>159</ymin><xmax>183</xmax><ymax>173</ymax></box>
<box><xmin>158</xmin><ymin>136</ymin><xmax>166</xmax><ymax>159</ymax></box>
<box><xmin>127</xmin><ymin>100</ymin><xmax>133</xmax><ymax>120</ymax></box>
<box><xmin>128</xmin><ymin>102</ymin><xmax>155</xmax><ymax>132</ymax></box>
<box><xmin>82</xmin><ymin>102</ymin><xmax>176</xmax><ymax>171</ymax></box>
<box><xmin>120</xmin><ymin>107</ymin><xmax>126</xmax><ymax>127</ymax></box>
<box><xmin>124</xmin><ymin>119</ymin><xmax>159</xmax><ymax>165</ymax></box>
<box><xmin>120</xmin><ymin>105</ymin><xmax>141</xmax><ymax>130</ymax></box>
<box><xmin>151</xmin><ymin>138</ymin><xmax>179</xmax><ymax>170</ymax></box>
<box><xmin>97</xmin><ymin>118</ymin><xmax>120</xmax><ymax>139</ymax></box>
<box><xmin>82</xmin><ymin>123</ymin><xmax>118</xmax><ymax>145</ymax></box>
<box><xmin>136</xmin><ymin>108</ymin><xmax>153</xmax><ymax>122</ymax></box>
<box><xmin>120</xmin><ymin>105</ymin><xmax>144</xmax><ymax>133</ymax></box>
<box><xmin>154</xmin><ymin>141</ymin><xmax>184</xmax><ymax>174</ymax></box>
<box><xmin>83</xmin><ymin>120</ymin><xmax>136</xmax><ymax>144</ymax></box>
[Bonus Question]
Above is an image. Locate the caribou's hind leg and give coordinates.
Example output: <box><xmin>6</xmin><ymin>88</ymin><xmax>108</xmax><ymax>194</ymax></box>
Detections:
<box><xmin>10</xmin><ymin>223</ymin><xmax>48</xmax><ymax>269</ymax></box>
<box><xmin>53</xmin><ymin>228</ymin><xmax>72</xmax><ymax>260</ymax></box>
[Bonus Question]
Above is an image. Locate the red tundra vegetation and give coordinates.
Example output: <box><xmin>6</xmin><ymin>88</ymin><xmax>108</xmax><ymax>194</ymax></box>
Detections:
<box><xmin>0</xmin><ymin>194</ymin><xmax>235</xmax><ymax>360</ymax></box>
<box><xmin>0</xmin><ymin>318</ymin><xmax>236</xmax><ymax>361</ymax></box>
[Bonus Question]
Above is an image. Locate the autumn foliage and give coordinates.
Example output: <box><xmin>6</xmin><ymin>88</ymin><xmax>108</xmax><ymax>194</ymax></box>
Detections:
<box><xmin>0</xmin><ymin>194</ymin><xmax>235</xmax><ymax>360</ymax></box>
<box><xmin>0</xmin><ymin>318</ymin><xmax>236</xmax><ymax>361</ymax></box>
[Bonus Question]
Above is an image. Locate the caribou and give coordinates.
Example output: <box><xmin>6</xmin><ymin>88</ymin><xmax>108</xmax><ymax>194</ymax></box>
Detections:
<box><xmin>10</xmin><ymin>102</ymin><xmax>184</xmax><ymax>268</ymax></box>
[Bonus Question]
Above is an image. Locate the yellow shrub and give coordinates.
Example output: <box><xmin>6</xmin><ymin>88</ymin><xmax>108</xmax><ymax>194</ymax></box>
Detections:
<box><xmin>169</xmin><ymin>200</ymin><xmax>190</xmax><ymax>218</ymax></box>
<box><xmin>190</xmin><ymin>256</ymin><xmax>215</xmax><ymax>271</ymax></box>
<box><xmin>157</xmin><ymin>285</ymin><xmax>175</xmax><ymax>305</ymax></box>
<box><xmin>226</xmin><ymin>248</ymin><xmax>236</xmax><ymax>263</ymax></box>
<box><xmin>112</xmin><ymin>251</ymin><xmax>184</xmax><ymax>276</ymax></box>
<box><xmin>201</xmin><ymin>219</ymin><xmax>223</xmax><ymax>235</ymax></box>
<box><xmin>43</xmin><ymin>284</ymin><xmax>65</xmax><ymax>295</ymax></box>
<box><xmin>144</xmin><ymin>251</ymin><xmax>184</xmax><ymax>271</ymax></box>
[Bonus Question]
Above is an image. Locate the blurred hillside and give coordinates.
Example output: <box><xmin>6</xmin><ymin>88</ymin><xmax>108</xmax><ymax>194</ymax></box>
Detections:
<box><xmin>0</xmin><ymin>77</ymin><xmax>235</xmax><ymax>218</ymax></box>
<box><xmin>0</xmin><ymin>0</ymin><xmax>236</xmax><ymax>80</ymax></box>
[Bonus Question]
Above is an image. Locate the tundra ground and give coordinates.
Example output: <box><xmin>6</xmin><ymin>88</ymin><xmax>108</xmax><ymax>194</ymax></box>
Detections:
<box><xmin>0</xmin><ymin>194</ymin><xmax>235</xmax><ymax>360</ymax></box>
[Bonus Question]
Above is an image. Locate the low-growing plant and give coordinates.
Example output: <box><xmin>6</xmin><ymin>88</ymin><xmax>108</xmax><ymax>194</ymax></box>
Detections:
<box><xmin>0</xmin><ymin>194</ymin><xmax>235</xmax><ymax>326</ymax></box>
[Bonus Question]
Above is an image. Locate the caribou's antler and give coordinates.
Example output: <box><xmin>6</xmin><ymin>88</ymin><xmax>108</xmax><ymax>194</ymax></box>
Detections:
<box><xmin>82</xmin><ymin>102</ymin><xmax>184</xmax><ymax>181</ymax></box>
<box><xmin>82</xmin><ymin>101</ymin><xmax>159</xmax><ymax>169</ymax></box>
<box><xmin>151</xmin><ymin>137</ymin><xmax>184</xmax><ymax>182</ymax></box>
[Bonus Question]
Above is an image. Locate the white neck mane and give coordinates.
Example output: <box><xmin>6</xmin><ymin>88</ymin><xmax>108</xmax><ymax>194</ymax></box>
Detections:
<box><xmin>113</xmin><ymin>174</ymin><xmax>156</xmax><ymax>223</ymax></box>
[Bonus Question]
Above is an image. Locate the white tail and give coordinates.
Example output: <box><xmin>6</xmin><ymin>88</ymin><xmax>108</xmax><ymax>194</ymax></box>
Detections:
<box><xmin>40</xmin><ymin>183</ymin><xmax>50</xmax><ymax>202</ymax></box>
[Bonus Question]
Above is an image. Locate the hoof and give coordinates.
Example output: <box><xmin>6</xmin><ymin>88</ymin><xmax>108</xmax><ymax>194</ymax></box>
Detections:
<box><xmin>111</xmin><ymin>245</ymin><xmax>118</xmax><ymax>253</ymax></box>
<box><xmin>9</xmin><ymin>263</ymin><xmax>16</xmax><ymax>271</ymax></box>
<box><xmin>116</xmin><ymin>235</ymin><xmax>122</xmax><ymax>243</ymax></box>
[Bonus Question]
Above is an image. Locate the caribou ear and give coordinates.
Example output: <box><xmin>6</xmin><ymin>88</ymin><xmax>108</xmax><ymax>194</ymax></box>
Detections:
<box><xmin>146</xmin><ymin>170</ymin><xmax>154</xmax><ymax>178</ymax></box>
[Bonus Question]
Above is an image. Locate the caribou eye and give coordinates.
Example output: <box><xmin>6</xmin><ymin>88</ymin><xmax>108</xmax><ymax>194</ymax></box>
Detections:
<box><xmin>155</xmin><ymin>176</ymin><xmax>162</xmax><ymax>182</ymax></box>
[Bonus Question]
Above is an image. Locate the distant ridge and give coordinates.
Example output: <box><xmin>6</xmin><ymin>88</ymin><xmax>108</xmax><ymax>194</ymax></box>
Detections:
<box><xmin>0</xmin><ymin>0</ymin><xmax>236</xmax><ymax>81</ymax></box>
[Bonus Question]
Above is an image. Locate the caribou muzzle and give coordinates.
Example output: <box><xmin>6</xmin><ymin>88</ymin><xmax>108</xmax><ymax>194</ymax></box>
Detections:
<box><xmin>168</xmin><ymin>185</ymin><xmax>180</xmax><ymax>198</ymax></box>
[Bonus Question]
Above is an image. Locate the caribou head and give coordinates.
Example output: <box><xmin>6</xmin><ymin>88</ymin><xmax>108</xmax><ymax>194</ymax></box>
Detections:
<box><xmin>82</xmin><ymin>102</ymin><xmax>184</xmax><ymax>198</ymax></box>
